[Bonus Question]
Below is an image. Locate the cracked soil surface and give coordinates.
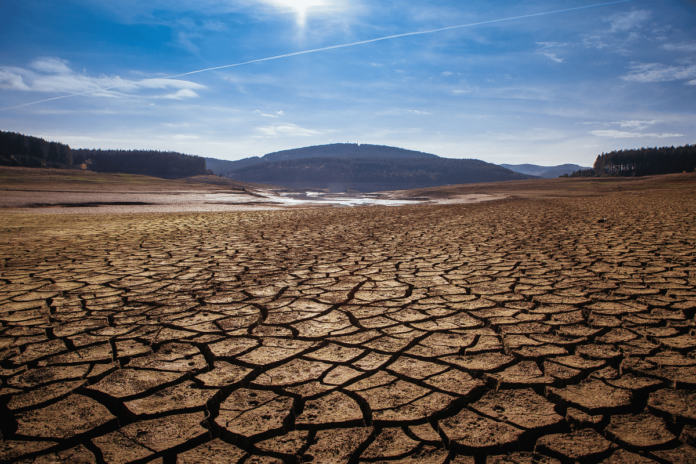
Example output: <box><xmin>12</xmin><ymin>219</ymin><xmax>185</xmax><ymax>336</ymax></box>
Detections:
<box><xmin>1</xmin><ymin>174</ymin><xmax>696</xmax><ymax>463</ymax></box>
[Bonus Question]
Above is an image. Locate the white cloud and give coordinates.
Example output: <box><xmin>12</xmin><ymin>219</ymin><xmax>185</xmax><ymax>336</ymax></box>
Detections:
<box><xmin>663</xmin><ymin>42</ymin><xmax>696</xmax><ymax>52</ymax></box>
<box><xmin>256</xmin><ymin>123</ymin><xmax>319</xmax><ymax>138</ymax></box>
<box><xmin>30</xmin><ymin>57</ymin><xmax>72</xmax><ymax>74</ymax></box>
<box><xmin>254</xmin><ymin>109</ymin><xmax>284</xmax><ymax>118</ymax></box>
<box><xmin>536</xmin><ymin>42</ymin><xmax>565</xmax><ymax>63</ymax></box>
<box><xmin>176</xmin><ymin>32</ymin><xmax>200</xmax><ymax>54</ymax></box>
<box><xmin>609</xmin><ymin>10</ymin><xmax>651</xmax><ymax>32</ymax></box>
<box><xmin>540</xmin><ymin>53</ymin><xmax>563</xmax><ymax>63</ymax></box>
<box><xmin>617</xmin><ymin>120</ymin><xmax>658</xmax><ymax>130</ymax></box>
<box><xmin>590</xmin><ymin>130</ymin><xmax>684</xmax><ymax>138</ymax></box>
<box><xmin>442</xmin><ymin>71</ymin><xmax>453</xmax><ymax>76</ymax></box>
<box><xmin>0</xmin><ymin>59</ymin><xmax>205</xmax><ymax>99</ymax></box>
<box><xmin>406</xmin><ymin>109</ymin><xmax>431</xmax><ymax>115</ymax></box>
<box><xmin>222</xmin><ymin>73</ymin><xmax>280</xmax><ymax>95</ymax></box>
<box><xmin>0</xmin><ymin>70</ymin><xmax>30</xmax><ymax>90</ymax></box>
<box><xmin>688</xmin><ymin>80</ymin><xmax>696</xmax><ymax>86</ymax></box>
<box><xmin>137</xmin><ymin>78</ymin><xmax>205</xmax><ymax>90</ymax></box>
<box><xmin>161</xmin><ymin>89</ymin><xmax>200</xmax><ymax>99</ymax></box>
<box><xmin>582</xmin><ymin>36</ymin><xmax>608</xmax><ymax>49</ymax></box>
<box><xmin>621</xmin><ymin>62</ymin><xmax>696</xmax><ymax>83</ymax></box>
<box><xmin>452</xmin><ymin>89</ymin><xmax>470</xmax><ymax>94</ymax></box>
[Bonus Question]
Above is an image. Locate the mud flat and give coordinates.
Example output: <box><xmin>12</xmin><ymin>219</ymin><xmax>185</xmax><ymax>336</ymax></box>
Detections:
<box><xmin>0</xmin><ymin>166</ymin><xmax>482</xmax><ymax>213</ymax></box>
<box><xmin>1</xmin><ymin>173</ymin><xmax>696</xmax><ymax>463</ymax></box>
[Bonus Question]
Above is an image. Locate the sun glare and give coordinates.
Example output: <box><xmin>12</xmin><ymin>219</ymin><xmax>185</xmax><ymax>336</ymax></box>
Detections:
<box><xmin>274</xmin><ymin>0</ymin><xmax>325</xmax><ymax>26</ymax></box>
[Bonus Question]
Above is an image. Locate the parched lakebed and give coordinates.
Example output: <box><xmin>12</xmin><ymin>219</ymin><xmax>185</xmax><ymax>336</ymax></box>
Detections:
<box><xmin>1</xmin><ymin>177</ymin><xmax>696</xmax><ymax>463</ymax></box>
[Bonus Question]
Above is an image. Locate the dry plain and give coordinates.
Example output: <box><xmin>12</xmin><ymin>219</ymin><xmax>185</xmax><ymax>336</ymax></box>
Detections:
<box><xmin>1</xmin><ymin>172</ymin><xmax>696</xmax><ymax>463</ymax></box>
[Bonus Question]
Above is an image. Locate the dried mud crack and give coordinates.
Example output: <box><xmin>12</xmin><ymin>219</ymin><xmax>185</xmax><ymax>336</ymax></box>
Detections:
<box><xmin>1</xmin><ymin>183</ymin><xmax>696</xmax><ymax>463</ymax></box>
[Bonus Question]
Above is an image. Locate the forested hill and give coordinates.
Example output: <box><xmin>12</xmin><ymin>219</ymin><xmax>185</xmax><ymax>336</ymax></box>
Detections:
<box><xmin>73</xmin><ymin>149</ymin><xmax>207</xmax><ymax>178</ymax></box>
<box><xmin>205</xmin><ymin>143</ymin><xmax>438</xmax><ymax>175</ymax></box>
<box><xmin>226</xmin><ymin>156</ymin><xmax>531</xmax><ymax>192</ymax></box>
<box><xmin>264</xmin><ymin>143</ymin><xmax>438</xmax><ymax>161</ymax></box>
<box><xmin>0</xmin><ymin>130</ymin><xmax>73</xmax><ymax>167</ymax></box>
<box><xmin>207</xmin><ymin>143</ymin><xmax>532</xmax><ymax>192</ymax></box>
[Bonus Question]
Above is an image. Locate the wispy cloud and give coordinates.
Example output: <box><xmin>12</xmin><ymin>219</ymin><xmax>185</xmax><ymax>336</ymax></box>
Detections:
<box><xmin>222</xmin><ymin>73</ymin><xmax>280</xmax><ymax>95</ymax></box>
<box><xmin>609</xmin><ymin>10</ymin><xmax>651</xmax><ymax>32</ymax></box>
<box><xmin>406</xmin><ymin>109</ymin><xmax>431</xmax><ymax>115</ymax></box>
<box><xmin>442</xmin><ymin>71</ymin><xmax>453</xmax><ymax>76</ymax></box>
<box><xmin>160</xmin><ymin>89</ymin><xmax>200</xmax><ymax>99</ymax></box>
<box><xmin>590</xmin><ymin>129</ymin><xmax>684</xmax><ymax>138</ymax></box>
<box><xmin>662</xmin><ymin>42</ymin><xmax>696</xmax><ymax>52</ymax></box>
<box><xmin>30</xmin><ymin>57</ymin><xmax>72</xmax><ymax>74</ymax></box>
<box><xmin>176</xmin><ymin>31</ymin><xmax>200</xmax><ymax>54</ymax></box>
<box><xmin>256</xmin><ymin>123</ymin><xmax>319</xmax><ymax>138</ymax></box>
<box><xmin>617</xmin><ymin>120</ymin><xmax>658</xmax><ymax>130</ymax></box>
<box><xmin>254</xmin><ymin>110</ymin><xmax>285</xmax><ymax>118</ymax></box>
<box><xmin>0</xmin><ymin>70</ymin><xmax>30</xmax><ymax>91</ymax></box>
<box><xmin>536</xmin><ymin>42</ymin><xmax>565</xmax><ymax>63</ymax></box>
<box><xmin>582</xmin><ymin>35</ymin><xmax>608</xmax><ymax>49</ymax></box>
<box><xmin>202</xmin><ymin>20</ymin><xmax>226</xmax><ymax>32</ymax></box>
<box><xmin>621</xmin><ymin>62</ymin><xmax>696</xmax><ymax>83</ymax></box>
<box><xmin>0</xmin><ymin>58</ymin><xmax>205</xmax><ymax>98</ymax></box>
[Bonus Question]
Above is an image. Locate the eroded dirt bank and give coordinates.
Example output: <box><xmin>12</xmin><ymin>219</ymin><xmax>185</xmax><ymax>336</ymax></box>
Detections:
<box><xmin>1</xmin><ymin>178</ymin><xmax>696</xmax><ymax>463</ymax></box>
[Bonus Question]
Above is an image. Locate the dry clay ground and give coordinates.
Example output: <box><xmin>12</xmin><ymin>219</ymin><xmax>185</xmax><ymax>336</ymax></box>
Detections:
<box><xmin>1</xmin><ymin>175</ymin><xmax>696</xmax><ymax>463</ymax></box>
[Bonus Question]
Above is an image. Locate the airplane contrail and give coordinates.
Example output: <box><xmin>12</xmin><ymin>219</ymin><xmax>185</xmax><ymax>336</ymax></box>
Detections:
<box><xmin>1</xmin><ymin>0</ymin><xmax>633</xmax><ymax>111</ymax></box>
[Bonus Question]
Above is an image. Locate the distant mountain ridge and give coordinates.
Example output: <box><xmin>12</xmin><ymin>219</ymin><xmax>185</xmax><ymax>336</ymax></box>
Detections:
<box><xmin>501</xmin><ymin>163</ymin><xmax>590</xmax><ymax>178</ymax></box>
<box><xmin>264</xmin><ymin>143</ymin><xmax>438</xmax><ymax>161</ymax></box>
<box><xmin>205</xmin><ymin>143</ymin><xmax>437</xmax><ymax>175</ymax></box>
<box><xmin>208</xmin><ymin>144</ymin><xmax>532</xmax><ymax>192</ymax></box>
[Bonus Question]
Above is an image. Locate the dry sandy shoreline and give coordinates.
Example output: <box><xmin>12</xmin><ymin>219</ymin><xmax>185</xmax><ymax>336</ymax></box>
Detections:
<box><xmin>0</xmin><ymin>166</ymin><xmax>508</xmax><ymax>213</ymax></box>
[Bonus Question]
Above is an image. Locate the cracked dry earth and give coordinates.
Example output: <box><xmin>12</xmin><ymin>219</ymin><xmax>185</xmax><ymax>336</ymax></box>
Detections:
<box><xmin>1</xmin><ymin>187</ymin><xmax>696</xmax><ymax>464</ymax></box>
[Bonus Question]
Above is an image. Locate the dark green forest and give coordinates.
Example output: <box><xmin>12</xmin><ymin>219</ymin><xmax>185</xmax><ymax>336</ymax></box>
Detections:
<box><xmin>263</xmin><ymin>143</ymin><xmax>439</xmax><ymax>161</ymax></box>
<box><xmin>0</xmin><ymin>130</ymin><xmax>207</xmax><ymax>178</ymax></box>
<box><xmin>205</xmin><ymin>143</ymin><xmax>438</xmax><ymax>176</ymax></box>
<box><xmin>0</xmin><ymin>131</ymin><xmax>73</xmax><ymax>167</ymax></box>
<box><xmin>569</xmin><ymin>144</ymin><xmax>696</xmax><ymax>177</ymax></box>
<box><xmin>73</xmin><ymin>149</ymin><xmax>207</xmax><ymax>178</ymax></box>
<box><xmin>226</xmin><ymin>156</ymin><xmax>530</xmax><ymax>191</ymax></box>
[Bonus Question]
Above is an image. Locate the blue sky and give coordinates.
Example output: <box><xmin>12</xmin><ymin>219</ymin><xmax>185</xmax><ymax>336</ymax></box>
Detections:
<box><xmin>1</xmin><ymin>0</ymin><xmax>695</xmax><ymax>165</ymax></box>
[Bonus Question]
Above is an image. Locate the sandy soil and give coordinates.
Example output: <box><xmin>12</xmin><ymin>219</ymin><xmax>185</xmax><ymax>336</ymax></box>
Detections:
<box><xmin>1</xmin><ymin>172</ymin><xmax>696</xmax><ymax>463</ymax></box>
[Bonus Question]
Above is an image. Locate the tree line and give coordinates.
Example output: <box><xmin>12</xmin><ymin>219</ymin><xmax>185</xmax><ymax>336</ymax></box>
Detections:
<box><xmin>0</xmin><ymin>130</ymin><xmax>73</xmax><ymax>167</ymax></box>
<box><xmin>72</xmin><ymin>149</ymin><xmax>208</xmax><ymax>178</ymax></box>
<box><xmin>568</xmin><ymin>144</ymin><xmax>696</xmax><ymax>177</ymax></box>
<box><xmin>0</xmin><ymin>130</ymin><xmax>208</xmax><ymax>178</ymax></box>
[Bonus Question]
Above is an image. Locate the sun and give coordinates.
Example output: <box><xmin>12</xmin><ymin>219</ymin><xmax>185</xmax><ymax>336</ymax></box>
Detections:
<box><xmin>274</xmin><ymin>0</ymin><xmax>325</xmax><ymax>26</ymax></box>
